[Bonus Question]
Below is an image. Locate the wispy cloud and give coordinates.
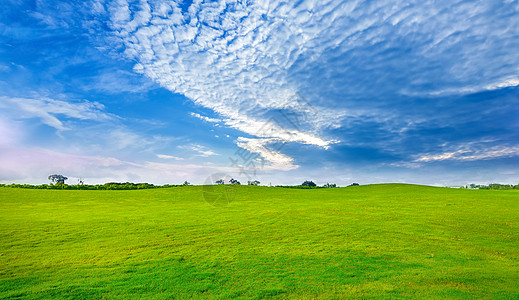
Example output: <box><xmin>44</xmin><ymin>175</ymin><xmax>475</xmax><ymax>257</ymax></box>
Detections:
<box><xmin>0</xmin><ymin>94</ymin><xmax>177</xmax><ymax>157</ymax></box>
<box><xmin>0</xmin><ymin>96</ymin><xmax>114</xmax><ymax>130</ymax></box>
<box><xmin>189</xmin><ymin>112</ymin><xmax>221</xmax><ymax>123</ymax></box>
<box><xmin>407</xmin><ymin>78</ymin><xmax>519</xmax><ymax>97</ymax></box>
<box><xmin>156</xmin><ymin>154</ymin><xmax>184</xmax><ymax>160</ymax></box>
<box><xmin>179</xmin><ymin>144</ymin><xmax>217</xmax><ymax>157</ymax></box>
<box><xmin>415</xmin><ymin>145</ymin><xmax>519</xmax><ymax>162</ymax></box>
<box><xmin>236</xmin><ymin>137</ymin><xmax>298</xmax><ymax>171</ymax></box>
<box><xmin>76</xmin><ymin>68</ymin><xmax>157</xmax><ymax>94</ymax></box>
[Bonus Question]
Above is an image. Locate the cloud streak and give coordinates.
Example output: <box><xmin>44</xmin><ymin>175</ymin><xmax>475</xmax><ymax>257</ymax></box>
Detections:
<box><xmin>157</xmin><ymin>154</ymin><xmax>184</xmax><ymax>160</ymax></box>
<box><xmin>415</xmin><ymin>145</ymin><xmax>519</xmax><ymax>162</ymax></box>
<box><xmin>179</xmin><ymin>144</ymin><xmax>217</xmax><ymax>158</ymax></box>
<box><xmin>189</xmin><ymin>112</ymin><xmax>221</xmax><ymax>123</ymax></box>
<box><xmin>0</xmin><ymin>96</ymin><xmax>114</xmax><ymax>130</ymax></box>
<box><xmin>236</xmin><ymin>137</ymin><xmax>297</xmax><ymax>171</ymax></box>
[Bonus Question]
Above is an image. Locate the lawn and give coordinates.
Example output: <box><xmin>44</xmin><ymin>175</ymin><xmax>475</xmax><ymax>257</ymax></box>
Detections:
<box><xmin>0</xmin><ymin>184</ymin><xmax>518</xmax><ymax>299</ymax></box>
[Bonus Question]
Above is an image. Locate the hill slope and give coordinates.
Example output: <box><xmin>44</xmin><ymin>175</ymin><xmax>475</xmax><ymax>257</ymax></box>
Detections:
<box><xmin>1</xmin><ymin>184</ymin><xmax>518</xmax><ymax>299</ymax></box>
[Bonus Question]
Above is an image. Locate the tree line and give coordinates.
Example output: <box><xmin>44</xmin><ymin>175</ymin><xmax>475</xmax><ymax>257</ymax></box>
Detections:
<box><xmin>0</xmin><ymin>179</ymin><xmax>343</xmax><ymax>190</ymax></box>
<box><xmin>0</xmin><ymin>174</ymin><xmax>346</xmax><ymax>190</ymax></box>
<box><xmin>465</xmin><ymin>183</ymin><xmax>519</xmax><ymax>190</ymax></box>
<box><xmin>0</xmin><ymin>182</ymin><xmax>183</xmax><ymax>190</ymax></box>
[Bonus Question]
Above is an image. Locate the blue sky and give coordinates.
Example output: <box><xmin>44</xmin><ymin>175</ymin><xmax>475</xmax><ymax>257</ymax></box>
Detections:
<box><xmin>0</xmin><ymin>0</ymin><xmax>518</xmax><ymax>186</ymax></box>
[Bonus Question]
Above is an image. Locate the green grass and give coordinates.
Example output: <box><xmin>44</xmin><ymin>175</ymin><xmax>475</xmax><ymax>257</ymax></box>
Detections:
<box><xmin>0</xmin><ymin>184</ymin><xmax>518</xmax><ymax>299</ymax></box>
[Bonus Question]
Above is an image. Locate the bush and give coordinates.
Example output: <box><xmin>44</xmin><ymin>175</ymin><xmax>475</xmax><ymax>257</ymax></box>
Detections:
<box><xmin>323</xmin><ymin>183</ymin><xmax>337</xmax><ymax>188</ymax></box>
<box><xmin>301</xmin><ymin>180</ymin><xmax>316</xmax><ymax>187</ymax></box>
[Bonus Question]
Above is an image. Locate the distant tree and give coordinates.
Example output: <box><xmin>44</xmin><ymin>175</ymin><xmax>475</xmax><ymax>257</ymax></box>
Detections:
<box><xmin>248</xmin><ymin>180</ymin><xmax>260</xmax><ymax>186</ymax></box>
<box><xmin>183</xmin><ymin>181</ymin><xmax>190</xmax><ymax>186</ymax></box>
<box><xmin>48</xmin><ymin>174</ymin><xmax>67</xmax><ymax>184</ymax></box>
<box><xmin>301</xmin><ymin>180</ymin><xmax>316</xmax><ymax>187</ymax></box>
<box><xmin>215</xmin><ymin>179</ymin><xmax>225</xmax><ymax>185</ymax></box>
<box><xmin>323</xmin><ymin>183</ymin><xmax>336</xmax><ymax>188</ymax></box>
<box><xmin>229</xmin><ymin>178</ymin><xmax>241</xmax><ymax>185</ymax></box>
<box><xmin>348</xmin><ymin>183</ymin><xmax>359</xmax><ymax>186</ymax></box>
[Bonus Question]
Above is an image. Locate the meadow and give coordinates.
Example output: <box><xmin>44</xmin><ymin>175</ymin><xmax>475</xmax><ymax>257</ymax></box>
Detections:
<box><xmin>0</xmin><ymin>184</ymin><xmax>518</xmax><ymax>299</ymax></box>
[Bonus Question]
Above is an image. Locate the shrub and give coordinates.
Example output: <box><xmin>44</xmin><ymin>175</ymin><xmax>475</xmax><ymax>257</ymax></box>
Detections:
<box><xmin>301</xmin><ymin>180</ymin><xmax>316</xmax><ymax>187</ymax></box>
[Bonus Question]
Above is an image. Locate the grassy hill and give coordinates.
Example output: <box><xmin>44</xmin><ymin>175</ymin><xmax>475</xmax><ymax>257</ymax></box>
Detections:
<box><xmin>0</xmin><ymin>184</ymin><xmax>518</xmax><ymax>299</ymax></box>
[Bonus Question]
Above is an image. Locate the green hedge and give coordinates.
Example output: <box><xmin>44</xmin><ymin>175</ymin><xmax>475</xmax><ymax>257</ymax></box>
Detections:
<box><xmin>0</xmin><ymin>182</ymin><xmax>181</xmax><ymax>190</ymax></box>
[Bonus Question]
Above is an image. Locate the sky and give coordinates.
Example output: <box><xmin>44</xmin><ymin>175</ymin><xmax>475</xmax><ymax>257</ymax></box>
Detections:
<box><xmin>0</xmin><ymin>0</ymin><xmax>518</xmax><ymax>186</ymax></box>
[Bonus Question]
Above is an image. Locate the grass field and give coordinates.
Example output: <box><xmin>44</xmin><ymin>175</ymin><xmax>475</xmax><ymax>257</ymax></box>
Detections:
<box><xmin>0</xmin><ymin>184</ymin><xmax>518</xmax><ymax>299</ymax></box>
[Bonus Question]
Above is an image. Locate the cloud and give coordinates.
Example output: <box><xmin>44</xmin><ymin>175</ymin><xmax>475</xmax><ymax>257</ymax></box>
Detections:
<box><xmin>157</xmin><ymin>154</ymin><xmax>184</xmax><ymax>160</ymax></box>
<box><xmin>415</xmin><ymin>145</ymin><xmax>519</xmax><ymax>162</ymax></box>
<box><xmin>105</xmin><ymin>0</ymin><xmax>344</xmax><ymax>156</ymax></box>
<box><xmin>0</xmin><ymin>94</ymin><xmax>178</xmax><ymax>158</ymax></box>
<box><xmin>490</xmin><ymin>79</ymin><xmax>519</xmax><ymax>90</ymax></box>
<box><xmin>179</xmin><ymin>144</ymin><xmax>217</xmax><ymax>157</ymax></box>
<box><xmin>236</xmin><ymin>137</ymin><xmax>298</xmax><ymax>171</ymax></box>
<box><xmin>76</xmin><ymin>68</ymin><xmax>157</xmax><ymax>94</ymax></box>
<box><xmin>101</xmin><ymin>0</ymin><xmax>519</xmax><ymax>169</ymax></box>
<box><xmin>189</xmin><ymin>112</ymin><xmax>221</xmax><ymax>123</ymax></box>
<box><xmin>0</xmin><ymin>96</ymin><xmax>114</xmax><ymax>130</ymax></box>
<box><xmin>411</xmin><ymin>78</ymin><xmax>519</xmax><ymax>97</ymax></box>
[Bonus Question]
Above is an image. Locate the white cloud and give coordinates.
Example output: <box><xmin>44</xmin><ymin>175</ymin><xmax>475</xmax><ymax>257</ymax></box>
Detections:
<box><xmin>236</xmin><ymin>137</ymin><xmax>298</xmax><ymax>171</ymax></box>
<box><xmin>189</xmin><ymin>112</ymin><xmax>221</xmax><ymax>123</ymax></box>
<box><xmin>0</xmin><ymin>95</ymin><xmax>177</xmax><ymax>158</ymax></box>
<box><xmin>106</xmin><ymin>0</ymin><xmax>346</xmax><ymax>163</ymax></box>
<box><xmin>179</xmin><ymin>144</ymin><xmax>217</xmax><ymax>157</ymax></box>
<box><xmin>415</xmin><ymin>145</ymin><xmax>519</xmax><ymax>162</ymax></box>
<box><xmin>156</xmin><ymin>154</ymin><xmax>184</xmax><ymax>160</ymax></box>
<box><xmin>78</xmin><ymin>68</ymin><xmax>157</xmax><ymax>94</ymax></box>
<box><xmin>0</xmin><ymin>96</ymin><xmax>114</xmax><ymax>130</ymax></box>
<box><xmin>102</xmin><ymin>0</ymin><xmax>519</xmax><ymax>168</ymax></box>
<box><xmin>413</xmin><ymin>77</ymin><xmax>519</xmax><ymax>97</ymax></box>
<box><xmin>484</xmin><ymin>78</ymin><xmax>519</xmax><ymax>91</ymax></box>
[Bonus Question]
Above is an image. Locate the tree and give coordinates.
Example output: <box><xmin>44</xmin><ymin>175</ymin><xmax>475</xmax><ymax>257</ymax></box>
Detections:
<box><xmin>248</xmin><ymin>180</ymin><xmax>260</xmax><ymax>186</ymax></box>
<box><xmin>301</xmin><ymin>180</ymin><xmax>316</xmax><ymax>187</ymax></box>
<box><xmin>348</xmin><ymin>183</ymin><xmax>359</xmax><ymax>186</ymax></box>
<box><xmin>229</xmin><ymin>178</ymin><xmax>241</xmax><ymax>185</ymax></box>
<box><xmin>182</xmin><ymin>181</ymin><xmax>190</xmax><ymax>186</ymax></box>
<box><xmin>48</xmin><ymin>174</ymin><xmax>67</xmax><ymax>184</ymax></box>
<box><xmin>323</xmin><ymin>183</ymin><xmax>336</xmax><ymax>188</ymax></box>
<box><xmin>215</xmin><ymin>179</ymin><xmax>225</xmax><ymax>185</ymax></box>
